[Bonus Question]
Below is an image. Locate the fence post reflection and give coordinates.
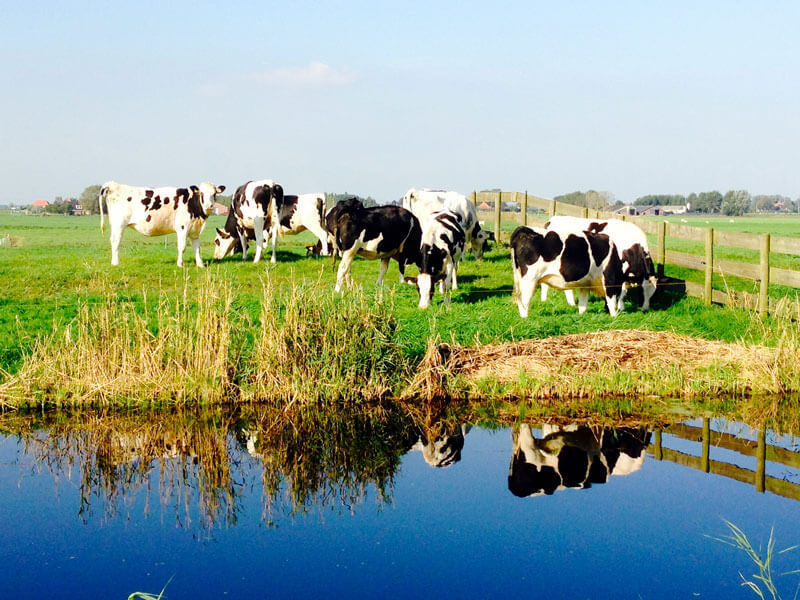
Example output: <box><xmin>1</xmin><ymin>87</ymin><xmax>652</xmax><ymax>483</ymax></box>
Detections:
<box><xmin>756</xmin><ymin>426</ymin><xmax>766</xmax><ymax>493</ymax></box>
<box><xmin>701</xmin><ymin>418</ymin><xmax>710</xmax><ymax>473</ymax></box>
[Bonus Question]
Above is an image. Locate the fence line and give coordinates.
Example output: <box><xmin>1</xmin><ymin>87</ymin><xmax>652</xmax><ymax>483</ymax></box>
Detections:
<box><xmin>470</xmin><ymin>190</ymin><xmax>800</xmax><ymax>317</ymax></box>
<box><xmin>649</xmin><ymin>419</ymin><xmax>800</xmax><ymax>502</ymax></box>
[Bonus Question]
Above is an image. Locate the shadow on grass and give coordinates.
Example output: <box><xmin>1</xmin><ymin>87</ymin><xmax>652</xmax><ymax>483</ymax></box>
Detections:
<box><xmin>457</xmin><ymin>285</ymin><xmax>513</xmax><ymax>304</ymax></box>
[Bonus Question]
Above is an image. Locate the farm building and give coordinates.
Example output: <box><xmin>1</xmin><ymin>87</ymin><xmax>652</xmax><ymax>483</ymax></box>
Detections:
<box><xmin>31</xmin><ymin>199</ymin><xmax>49</xmax><ymax>209</ymax></box>
<box><xmin>211</xmin><ymin>202</ymin><xmax>229</xmax><ymax>216</ymax></box>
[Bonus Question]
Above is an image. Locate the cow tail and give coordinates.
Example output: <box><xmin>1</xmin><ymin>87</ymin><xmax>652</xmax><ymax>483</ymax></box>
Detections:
<box><xmin>99</xmin><ymin>185</ymin><xmax>108</xmax><ymax>233</ymax></box>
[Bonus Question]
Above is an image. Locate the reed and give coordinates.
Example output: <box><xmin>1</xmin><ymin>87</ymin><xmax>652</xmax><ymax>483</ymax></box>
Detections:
<box><xmin>0</xmin><ymin>273</ymin><xmax>235</xmax><ymax>407</ymax></box>
<box><xmin>246</xmin><ymin>276</ymin><xmax>405</xmax><ymax>403</ymax></box>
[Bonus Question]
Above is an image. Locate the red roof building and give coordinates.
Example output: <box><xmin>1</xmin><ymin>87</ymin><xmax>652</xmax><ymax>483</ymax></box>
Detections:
<box><xmin>31</xmin><ymin>199</ymin><xmax>50</xmax><ymax>208</ymax></box>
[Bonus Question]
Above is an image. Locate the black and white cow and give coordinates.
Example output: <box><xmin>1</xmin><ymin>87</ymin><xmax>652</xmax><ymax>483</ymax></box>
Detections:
<box><xmin>266</xmin><ymin>193</ymin><xmax>329</xmax><ymax>263</ymax></box>
<box><xmin>213</xmin><ymin>179</ymin><xmax>282</xmax><ymax>263</ymax></box>
<box><xmin>410</xmin><ymin>424</ymin><xmax>471</xmax><ymax>468</ymax></box>
<box><xmin>99</xmin><ymin>181</ymin><xmax>225</xmax><ymax>267</ymax></box>
<box><xmin>331</xmin><ymin>200</ymin><xmax>422</xmax><ymax>293</ymax></box>
<box><xmin>406</xmin><ymin>210</ymin><xmax>466</xmax><ymax>309</ymax></box>
<box><xmin>510</xmin><ymin>225</ymin><xmax>624</xmax><ymax>317</ymax></box>
<box><xmin>508</xmin><ymin>424</ymin><xmax>650</xmax><ymax>497</ymax></box>
<box><xmin>402</xmin><ymin>188</ymin><xmax>490</xmax><ymax>272</ymax></box>
<box><xmin>543</xmin><ymin>216</ymin><xmax>658</xmax><ymax>311</ymax></box>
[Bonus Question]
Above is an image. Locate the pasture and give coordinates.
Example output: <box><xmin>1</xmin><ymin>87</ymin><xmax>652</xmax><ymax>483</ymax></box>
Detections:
<box><xmin>0</xmin><ymin>212</ymin><xmax>799</xmax><ymax>407</ymax></box>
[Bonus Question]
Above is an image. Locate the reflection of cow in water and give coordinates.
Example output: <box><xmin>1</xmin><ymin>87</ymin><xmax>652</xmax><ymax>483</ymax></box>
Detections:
<box><xmin>508</xmin><ymin>424</ymin><xmax>650</xmax><ymax>497</ymax></box>
<box><xmin>411</xmin><ymin>424</ymin><xmax>471</xmax><ymax>468</ymax></box>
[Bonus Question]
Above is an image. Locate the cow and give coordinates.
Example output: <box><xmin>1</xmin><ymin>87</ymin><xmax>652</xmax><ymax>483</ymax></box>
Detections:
<box><xmin>99</xmin><ymin>181</ymin><xmax>225</xmax><ymax>267</ymax></box>
<box><xmin>401</xmin><ymin>188</ymin><xmax>490</xmax><ymax>273</ymax></box>
<box><xmin>266</xmin><ymin>192</ymin><xmax>329</xmax><ymax>263</ymax></box>
<box><xmin>509</xmin><ymin>225</ymin><xmax>624</xmax><ymax>317</ymax></box>
<box><xmin>212</xmin><ymin>180</ymin><xmax>282</xmax><ymax>263</ymax></box>
<box><xmin>542</xmin><ymin>216</ymin><xmax>658</xmax><ymax>311</ymax></box>
<box><xmin>410</xmin><ymin>424</ymin><xmax>471</xmax><ymax>468</ymax></box>
<box><xmin>405</xmin><ymin>210</ymin><xmax>466</xmax><ymax>309</ymax></box>
<box><xmin>508</xmin><ymin>424</ymin><xmax>650</xmax><ymax>498</ymax></box>
<box><xmin>331</xmin><ymin>200</ymin><xmax>422</xmax><ymax>293</ymax></box>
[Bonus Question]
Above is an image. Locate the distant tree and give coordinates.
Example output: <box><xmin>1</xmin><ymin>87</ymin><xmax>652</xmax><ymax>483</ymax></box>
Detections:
<box><xmin>751</xmin><ymin>194</ymin><xmax>790</xmax><ymax>213</ymax></box>
<box><xmin>553</xmin><ymin>190</ymin><xmax>614</xmax><ymax>210</ymax></box>
<box><xmin>215</xmin><ymin>194</ymin><xmax>232</xmax><ymax>208</ymax></box>
<box><xmin>693</xmin><ymin>191</ymin><xmax>723</xmax><ymax>213</ymax></box>
<box><xmin>326</xmin><ymin>192</ymin><xmax>378</xmax><ymax>208</ymax></box>
<box><xmin>634</xmin><ymin>194</ymin><xmax>686</xmax><ymax>207</ymax></box>
<box><xmin>79</xmin><ymin>184</ymin><xmax>103</xmax><ymax>214</ymax></box>
<box><xmin>721</xmin><ymin>190</ymin><xmax>751</xmax><ymax>216</ymax></box>
<box><xmin>45</xmin><ymin>200</ymin><xmax>71</xmax><ymax>215</ymax></box>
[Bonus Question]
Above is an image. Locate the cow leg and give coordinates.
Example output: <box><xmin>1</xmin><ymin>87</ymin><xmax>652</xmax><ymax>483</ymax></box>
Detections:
<box><xmin>605</xmin><ymin>291</ymin><xmax>620</xmax><ymax>317</ymax></box>
<box><xmin>335</xmin><ymin>247</ymin><xmax>359</xmax><ymax>293</ymax></box>
<box><xmin>617</xmin><ymin>283</ymin><xmax>629</xmax><ymax>313</ymax></box>
<box><xmin>252</xmin><ymin>216</ymin><xmax>265</xmax><ymax>263</ymax></box>
<box><xmin>564</xmin><ymin>289</ymin><xmax>576</xmax><ymax>306</ymax></box>
<box><xmin>641</xmin><ymin>277</ymin><xmax>657</xmax><ymax>311</ymax></box>
<box><xmin>175</xmin><ymin>228</ymin><xmax>188</xmax><ymax>267</ymax></box>
<box><xmin>238</xmin><ymin>230</ymin><xmax>249</xmax><ymax>261</ymax></box>
<box><xmin>517</xmin><ymin>276</ymin><xmax>537</xmax><ymax>318</ymax></box>
<box><xmin>576</xmin><ymin>289</ymin><xmax>590</xmax><ymax>314</ymax></box>
<box><xmin>540</xmin><ymin>283</ymin><xmax>549</xmax><ymax>302</ymax></box>
<box><xmin>451</xmin><ymin>267</ymin><xmax>458</xmax><ymax>290</ymax></box>
<box><xmin>377</xmin><ymin>258</ymin><xmax>390</xmax><ymax>284</ymax></box>
<box><xmin>109</xmin><ymin>223</ymin><xmax>124</xmax><ymax>266</ymax></box>
<box><xmin>191</xmin><ymin>236</ymin><xmax>204</xmax><ymax>268</ymax></box>
<box><xmin>270</xmin><ymin>224</ymin><xmax>279</xmax><ymax>264</ymax></box>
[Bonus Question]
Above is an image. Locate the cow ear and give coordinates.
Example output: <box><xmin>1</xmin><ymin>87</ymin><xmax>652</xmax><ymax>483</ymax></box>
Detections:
<box><xmin>216</xmin><ymin>185</ymin><xmax>225</xmax><ymax>194</ymax></box>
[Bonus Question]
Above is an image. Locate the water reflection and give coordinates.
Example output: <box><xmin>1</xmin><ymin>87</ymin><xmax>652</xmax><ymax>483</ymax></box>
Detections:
<box><xmin>508</xmin><ymin>425</ymin><xmax>651</xmax><ymax>497</ymax></box>
<box><xmin>2</xmin><ymin>408</ymin><xmax>800</xmax><ymax>533</ymax></box>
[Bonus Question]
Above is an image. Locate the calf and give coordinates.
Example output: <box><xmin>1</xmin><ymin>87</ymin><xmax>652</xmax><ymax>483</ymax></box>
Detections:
<box><xmin>406</xmin><ymin>210</ymin><xmax>466</xmax><ymax>309</ymax></box>
<box><xmin>402</xmin><ymin>188</ymin><xmax>490</xmax><ymax>266</ymax></box>
<box><xmin>331</xmin><ymin>200</ymin><xmax>422</xmax><ymax>293</ymax></box>
<box><xmin>510</xmin><ymin>225</ymin><xmax>624</xmax><ymax>317</ymax></box>
<box><xmin>266</xmin><ymin>193</ymin><xmax>329</xmax><ymax>263</ymax></box>
<box><xmin>99</xmin><ymin>181</ymin><xmax>225</xmax><ymax>267</ymax></box>
<box><xmin>215</xmin><ymin>180</ymin><xmax>283</xmax><ymax>263</ymax></box>
<box><xmin>543</xmin><ymin>216</ymin><xmax>657</xmax><ymax>311</ymax></box>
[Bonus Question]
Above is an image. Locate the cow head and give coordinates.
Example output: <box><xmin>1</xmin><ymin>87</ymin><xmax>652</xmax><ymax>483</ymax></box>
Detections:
<box><xmin>213</xmin><ymin>227</ymin><xmax>238</xmax><ymax>259</ymax></box>
<box><xmin>470</xmin><ymin>225</ymin><xmax>491</xmax><ymax>259</ymax></box>
<box><xmin>197</xmin><ymin>182</ymin><xmax>226</xmax><ymax>215</ymax></box>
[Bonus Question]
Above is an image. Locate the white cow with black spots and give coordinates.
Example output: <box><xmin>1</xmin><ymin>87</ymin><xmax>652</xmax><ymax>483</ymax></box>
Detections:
<box><xmin>542</xmin><ymin>216</ymin><xmax>658</xmax><ymax>311</ymax></box>
<box><xmin>99</xmin><ymin>181</ymin><xmax>225</xmax><ymax>267</ymax></box>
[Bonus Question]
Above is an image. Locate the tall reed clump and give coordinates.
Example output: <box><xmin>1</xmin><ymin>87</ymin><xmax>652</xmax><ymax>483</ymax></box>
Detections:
<box><xmin>247</xmin><ymin>277</ymin><xmax>404</xmax><ymax>403</ymax></box>
<box><xmin>0</xmin><ymin>274</ymin><xmax>235</xmax><ymax>407</ymax></box>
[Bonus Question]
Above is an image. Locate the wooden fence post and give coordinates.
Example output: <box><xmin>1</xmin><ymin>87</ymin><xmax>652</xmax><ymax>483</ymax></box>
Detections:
<box><xmin>701</xmin><ymin>417</ymin><xmax>710</xmax><ymax>473</ymax></box>
<box><xmin>653</xmin><ymin>430</ymin><xmax>663</xmax><ymax>460</ymax></box>
<box><xmin>522</xmin><ymin>190</ymin><xmax>528</xmax><ymax>227</ymax></box>
<box><xmin>582</xmin><ymin>206</ymin><xmax>589</xmax><ymax>218</ymax></box>
<box><xmin>704</xmin><ymin>228</ymin><xmax>714</xmax><ymax>306</ymax></box>
<box><xmin>549</xmin><ymin>199</ymin><xmax>556</xmax><ymax>217</ymax></box>
<box><xmin>471</xmin><ymin>190</ymin><xmax>477</xmax><ymax>209</ymax></box>
<box><xmin>657</xmin><ymin>221</ymin><xmax>667</xmax><ymax>278</ymax></box>
<box><xmin>755</xmin><ymin>425</ymin><xmax>766</xmax><ymax>493</ymax></box>
<box><xmin>494</xmin><ymin>191</ymin><xmax>501</xmax><ymax>243</ymax></box>
<box><xmin>759</xmin><ymin>233</ymin><xmax>771</xmax><ymax>317</ymax></box>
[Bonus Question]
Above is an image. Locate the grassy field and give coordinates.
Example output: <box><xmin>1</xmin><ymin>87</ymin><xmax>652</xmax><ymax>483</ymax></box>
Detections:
<box><xmin>1</xmin><ymin>213</ymin><xmax>799</xmax><ymax>406</ymax></box>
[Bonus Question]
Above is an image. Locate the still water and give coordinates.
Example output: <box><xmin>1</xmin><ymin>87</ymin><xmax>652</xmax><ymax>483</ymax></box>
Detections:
<box><xmin>1</xmin><ymin>408</ymin><xmax>799</xmax><ymax>599</ymax></box>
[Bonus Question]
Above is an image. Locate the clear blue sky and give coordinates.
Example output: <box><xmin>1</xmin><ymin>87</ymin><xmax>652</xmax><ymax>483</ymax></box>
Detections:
<box><xmin>2</xmin><ymin>1</ymin><xmax>800</xmax><ymax>205</ymax></box>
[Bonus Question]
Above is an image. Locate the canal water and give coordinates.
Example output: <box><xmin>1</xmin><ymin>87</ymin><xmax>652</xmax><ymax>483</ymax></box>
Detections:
<box><xmin>0</xmin><ymin>410</ymin><xmax>798</xmax><ymax>599</ymax></box>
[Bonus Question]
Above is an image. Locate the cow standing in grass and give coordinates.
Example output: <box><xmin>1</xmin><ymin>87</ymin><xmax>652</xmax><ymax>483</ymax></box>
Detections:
<box><xmin>213</xmin><ymin>179</ymin><xmax>282</xmax><ymax>263</ymax></box>
<box><xmin>510</xmin><ymin>225</ymin><xmax>624</xmax><ymax>317</ymax></box>
<box><xmin>543</xmin><ymin>216</ymin><xmax>658</xmax><ymax>311</ymax></box>
<box><xmin>401</xmin><ymin>188</ymin><xmax>490</xmax><ymax>272</ymax></box>
<box><xmin>267</xmin><ymin>193</ymin><xmax>329</xmax><ymax>263</ymax></box>
<box><xmin>331</xmin><ymin>199</ymin><xmax>422</xmax><ymax>293</ymax></box>
<box><xmin>407</xmin><ymin>210</ymin><xmax>466</xmax><ymax>309</ymax></box>
<box><xmin>100</xmin><ymin>181</ymin><xmax>225</xmax><ymax>267</ymax></box>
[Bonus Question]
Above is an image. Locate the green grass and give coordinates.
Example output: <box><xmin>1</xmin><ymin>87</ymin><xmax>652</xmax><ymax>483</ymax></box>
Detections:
<box><xmin>1</xmin><ymin>214</ymin><xmax>800</xmax><ymax>404</ymax></box>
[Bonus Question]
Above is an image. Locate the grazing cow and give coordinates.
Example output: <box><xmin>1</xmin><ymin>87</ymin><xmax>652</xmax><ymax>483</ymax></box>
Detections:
<box><xmin>266</xmin><ymin>193</ymin><xmax>329</xmax><ymax>263</ymax></box>
<box><xmin>213</xmin><ymin>180</ymin><xmax>282</xmax><ymax>263</ymax></box>
<box><xmin>543</xmin><ymin>216</ymin><xmax>657</xmax><ymax>311</ymax></box>
<box><xmin>510</xmin><ymin>225</ymin><xmax>624</xmax><ymax>317</ymax></box>
<box><xmin>331</xmin><ymin>200</ymin><xmax>422</xmax><ymax>293</ymax></box>
<box><xmin>406</xmin><ymin>210</ymin><xmax>466</xmax><ymax>309</ymax></box>
<box><xmin>508</xmin><ymin>424</ymin><xmax>650</xmax><ymax>497</ymax></box>
<box><xmin>401</xmin><ymin>188</ymin><xmax>490</xmax><ymax>269</ymax></box>
<box><xmin>99</xmin><ymin>181</ymin><xmax>225</xmax><ymax>267</ymax></box>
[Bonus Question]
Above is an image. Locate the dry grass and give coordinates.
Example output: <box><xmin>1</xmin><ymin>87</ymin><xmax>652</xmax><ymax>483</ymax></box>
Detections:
<box><xmin>0</xmin><ymin>273</ymin><xmax>235</xmax><ymax>407</ymax></box>
<box><xmin>406</xmin><ymin>329</ymin><xmax>793</xmax><ymax>401</ymax></box>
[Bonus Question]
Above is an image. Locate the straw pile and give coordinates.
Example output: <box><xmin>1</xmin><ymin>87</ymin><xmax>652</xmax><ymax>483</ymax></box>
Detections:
<box><xmin>408</xmin><ymin>329</ymin><xmax>778</xmax><ymax>400</ymax></box>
